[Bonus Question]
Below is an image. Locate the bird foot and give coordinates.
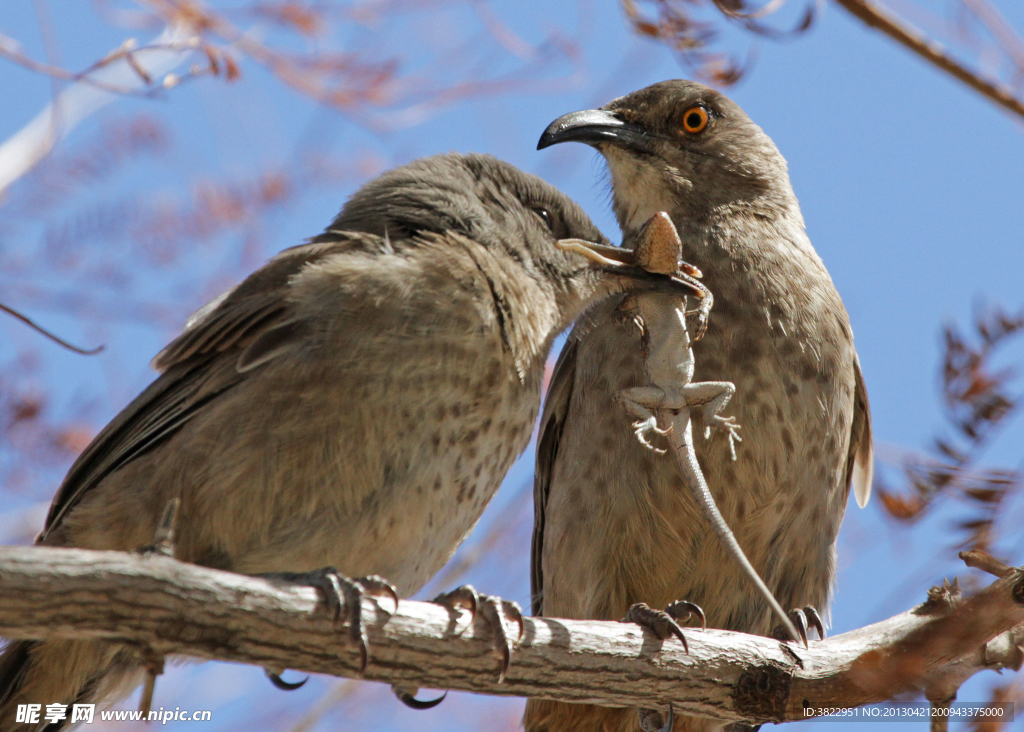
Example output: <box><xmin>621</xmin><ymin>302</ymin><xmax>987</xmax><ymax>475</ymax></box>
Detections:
<box><xmin>771</xmin><ymin>605</ymin><xmax>824</xmax><ymax>646</ymax></box>
<box><xmin>621</xmin><ymin>600</ymin><xmax>705</xmax><ymax>653</ymax></box>
<box><xmin>264</xmin><ymin>668</ymin><xmax>308</xmax><ymax>691</ymax></box>
<box><xmin>638</xmin><ymin>703</ymin><xmax>674</xmax><ymax>732</ymax></box>
<box><xmin>258</xmin><ymin>568</ymin><xmax>398</xmax><ymax>676</ymax></box>
<box><xmin>431</xmin><ymin>585</ymin><xmax>524</xmax><ymax>682</ymax></box>
<box><xmin>390</xmin><ymin>584</ymin><xmax>483</xmax><ymax>709</ymax></box>
<box><xmin>393</xmin><ymin>684</ymin><xmax>447</xmax><ymax>710</ymax></box>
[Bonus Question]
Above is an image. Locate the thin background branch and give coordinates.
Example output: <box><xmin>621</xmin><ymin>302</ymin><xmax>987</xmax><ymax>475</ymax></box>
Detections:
<box><xmin>623</xmin><ymin>0</ymin><xmax>1024</xmax><ymax>119</ymax></box>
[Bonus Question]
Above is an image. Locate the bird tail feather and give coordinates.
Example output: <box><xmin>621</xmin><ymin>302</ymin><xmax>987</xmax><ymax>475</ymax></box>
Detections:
<box><xmin>0</xmin><ymin>639</ymin><xmax>141</xmax><ymax>731</ymax></box>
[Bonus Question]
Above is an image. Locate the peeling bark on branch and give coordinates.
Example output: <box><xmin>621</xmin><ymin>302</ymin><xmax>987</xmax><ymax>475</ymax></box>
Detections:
<box><xmin>0</xmin><ymin>546</ymin><xmax>1021</xmax><ymax>724</ymax></box>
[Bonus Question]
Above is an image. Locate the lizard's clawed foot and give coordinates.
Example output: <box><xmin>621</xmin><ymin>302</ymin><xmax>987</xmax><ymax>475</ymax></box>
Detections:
<box><xmin>258</xmin><ymin>569</ymin><xmax>398</xmax><ymax>674</ymax></box>
<box><xmin>638</xmin><ymin>703</ymin><xmax>674</xmax><ymax>732</ymax></box>
<box><xmin>686</xmin><ymin>291</ymin><xmax>713</xmax><ymax>340</ymax></box>
<box><xmin>622</xmin><ymin>600</ymin><xmax>704</xmax><ymax>653</ymax></box>
<box><xmin>392</xmin><ymin>684</ymin><xmax>447</xmax><ymax>710</ymax></box>
<box><xmin>633</xmin><ymin>416</ymin><xmax>671</xmax><ymax>453</ymax></box>
<box><xmin>705</xmin><ymin>415</ymin><xmax>742</xmax><ymax>461</ymax></box>
<box><xmin>772</xmin><ymin>605</ymin><xmax>824</xmax><ymax>646</ymax></box>
<box><xmin>433</xmin><ymin>585</ymin><xmax>524</xmax><ymax>682</ymax></box>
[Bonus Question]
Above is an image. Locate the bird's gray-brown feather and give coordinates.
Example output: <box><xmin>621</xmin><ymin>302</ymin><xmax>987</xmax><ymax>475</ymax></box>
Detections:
<box><xmin>531</xmin><ymin>337</ymin><xmax>578</xmax><ymax>615</ymax></box>
<box><xmin>42</xmin><ymin>243</ymin><xmax>340</xmax><ymax>538</ymax></box>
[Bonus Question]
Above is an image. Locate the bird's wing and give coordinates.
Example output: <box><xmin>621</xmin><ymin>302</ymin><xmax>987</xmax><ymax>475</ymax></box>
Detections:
<box><xmin>848</xmin><ymin>353</ymin><xmax>874</xmax><ymax>508</ymax></box>
<box><xmin>152</xmin><ymin>239</ymin><xmax>357</xmax><ymax>371</ymax></box>
<box><xmin>531</xmin><ymin>336</ymin><xmax>579</xmax><ymax>616</ymax></box>
<box><xmin>41</xmin><ymin>238</ymin><xmax>357</xmax><ymax>539</ymax></box>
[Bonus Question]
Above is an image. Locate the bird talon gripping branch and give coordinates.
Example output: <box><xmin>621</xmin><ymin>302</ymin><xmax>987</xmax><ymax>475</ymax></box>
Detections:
<box><xmin>479</xmin><ymin>595</ymin><xmax>525</xmax><ymax>682</ymax></box>
<box><xmin>429</xmin><ymin>585</ymin><xmax>523</xmax><ymax>682</ymax></box>
<box><xmin>393</xmin><ymin>685</ymin><xmax>447</xmax><ymax>710</ymax></box>
<box><xmin>621</xmin><ymin>602</ymin><xmax>690</xmax><ymax>653</ymax></box>
<box><xmin>258</xmin><ymin>568</ymin><xmax>399</xmax><ymax>675</ymax></box>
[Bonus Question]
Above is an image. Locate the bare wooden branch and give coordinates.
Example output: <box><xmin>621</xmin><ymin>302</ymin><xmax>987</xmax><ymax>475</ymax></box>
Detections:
<box><xmin>0</xmin><ymin>302</ymin><xmax>103</xmax><ymax>355</ymax></box>
<box><xmin>961</xmin><ymin>549</ymin><xmax>1014</xmax><ymax>578</ymax></box>
<box><xmin>833</xmin><ymin>0</ymin><xmax>1024</xmax><ymax>121</ymax></box>
<box><xmin>0</xmin><ymin>547</ymin><xmax>1022</xmax><ymax>723</ymax></box>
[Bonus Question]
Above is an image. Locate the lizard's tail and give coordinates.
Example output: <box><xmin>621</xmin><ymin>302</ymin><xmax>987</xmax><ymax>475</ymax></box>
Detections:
<box><xmin>670</xmin><ymin>418</ymin><xmax>802</xmax><ymax>644</ymax></box>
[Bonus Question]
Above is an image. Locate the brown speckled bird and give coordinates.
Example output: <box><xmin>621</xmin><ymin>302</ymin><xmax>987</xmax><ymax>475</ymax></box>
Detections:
<box><xmin>525</xmin><ymin>80</ymin><xmax>873</xmax><ymax>732</ymax></box>
<box><xmin>0</xmin><ymin>153</ymin><xmax>700</xmax><ymax>731</ymax></box>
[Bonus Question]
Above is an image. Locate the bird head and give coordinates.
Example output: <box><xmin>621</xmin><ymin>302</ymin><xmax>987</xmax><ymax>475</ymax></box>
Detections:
<box><xmin>538</xmin><ymin>79</ymin><xmax>797</xmax><ymax>236</ymax></box>
<box><xmin>330</xmin><ymin>152</ymin><xmax>707</xmax><ymax>318</ymax></box>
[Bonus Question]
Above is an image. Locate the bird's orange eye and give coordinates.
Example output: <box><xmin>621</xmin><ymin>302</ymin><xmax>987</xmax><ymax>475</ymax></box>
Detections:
<box><xmin>682</xmin><ymin>106</ymin><xmax>709</xmax><ymax>134</ymax></box>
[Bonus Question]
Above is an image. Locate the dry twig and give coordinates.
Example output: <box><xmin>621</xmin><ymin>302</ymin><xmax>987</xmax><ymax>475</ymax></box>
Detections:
<box><xmin>876</xmin><ymin>303</ymin><xmax>1023</xmax><ymax>554</ymax></box>
<box><xmin>625</xmin><ymin>0</ymin><xmax>1024</xmax><ymax>120</ymax></box>
<box><xmin>0</xmin><ymin>302</ymin><xmax>103</xmax><ymax>355</ymax></box>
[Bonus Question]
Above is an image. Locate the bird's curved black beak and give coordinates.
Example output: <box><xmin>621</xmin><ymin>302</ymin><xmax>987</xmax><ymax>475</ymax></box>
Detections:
<box><xmin>537</xmin><ymin>109</ymin><xmax>657</xmax><ymax>153</ymax></box>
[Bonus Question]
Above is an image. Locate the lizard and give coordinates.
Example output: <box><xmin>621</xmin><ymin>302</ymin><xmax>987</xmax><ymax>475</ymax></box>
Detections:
<box><xmin>615</xmin><ymin>211</ymin><xmax>805</xmax><ymax>649</ymax></box>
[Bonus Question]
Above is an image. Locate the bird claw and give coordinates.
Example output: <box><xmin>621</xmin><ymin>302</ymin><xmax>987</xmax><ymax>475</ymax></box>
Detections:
<box><xmin>665</xmin><ymin>600</ymin><xmax>706</xmax><ymax>630</ymax></box>
<box><xmin>632</xmin><ymin>417</ymin><xmax>670</xmax><ymax>453</ymax></box>
<box><xmin>479</xmin><ymin>594</ymin><xmax>524</xmax><ymax>682</ymax></box>
<box><xmin>259</xmin><ymin>568</ymin><xmax>398</xmax><ymax>675</ymax></box>
<box><xmin>264</xmin><ymin>668</ymin><xmax>308</xmax><ymax>691</ymax></box>
<box><xmin>705</xmin><ymin>416</ymin><xmax>742</xmax><ymax>461</ymax></box>
<box><xmin>638</xmin><ymin>703</ymin><xmax>674</xmax><ymax>732</ymax></box>
<box><xmin>433</xmin><ymin>585</ymin><xmax>523</xmax><ymax>682</ymax></box>
<box><xmin>772</xmin><ymin>605</ymin><xmax>824</xmax><ymax>647</ymax></box>
<box><xmin>793</xmin><ymin>605</ymin><xmax>824</xmax><ymax>642</ymax></box>
<box><xmin>659</xmin><ymin>703</ymin><xmax>674</xmax><ymax>732</ymax></box>
<box><xmin>432</xmin><ymin>584</ymin><xmax>479</xmax><ymax>619</ymax></box>
<box><xmin>622</xmin><ymin>600</ymin><xmax>704</xmax><ymax>654</ymax></box>
<box><xmin>393</xmin><ymin>684</ymin><xmax>447</xmax><ymax>710</ymax></box>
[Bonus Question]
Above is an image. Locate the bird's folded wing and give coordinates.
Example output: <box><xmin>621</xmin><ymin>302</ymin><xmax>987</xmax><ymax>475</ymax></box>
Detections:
<box><xmin>531</xmin><ymin>336</ymin><xmax>579</xmax><ymax>616</ymax></box>
<box><xmin>151</xmin><ymin>239</ymin><xmax>360</xmax><ymax>371</ymax></box>
<box><xmin>41</xmin><ymin>236</ymin><xmax>368</xmax><ymax>539</ymax></box>
<box><xmin>40</xmin><ymin>354</ymin><xmax>244</xmax><ymax>539</ymax></box>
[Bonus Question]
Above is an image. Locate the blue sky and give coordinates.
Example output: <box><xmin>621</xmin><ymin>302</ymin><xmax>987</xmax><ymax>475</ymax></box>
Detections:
<box><xmin>1</xmin><ymin>1</ymin><xmax>1023</xmax><ymax>729</ymax></box>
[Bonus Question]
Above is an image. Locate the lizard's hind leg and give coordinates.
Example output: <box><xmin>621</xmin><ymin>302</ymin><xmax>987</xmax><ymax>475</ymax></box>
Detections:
<box><xmin>615</xmin><ymin>387</ymin><xmax>673</xmax><ymax>453</ymax></box>
<box><xmin>681</xmin><ymin>381</ymin><xmax>743</xmax><ymax>460</ymax></box>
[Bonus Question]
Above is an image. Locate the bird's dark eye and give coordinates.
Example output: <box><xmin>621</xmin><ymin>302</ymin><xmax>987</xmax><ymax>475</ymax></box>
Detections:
<box><xmin>533</xmin><ymin>207</ymin><xmax>555</xmax><ymax>233</ymax></box>
<box><xmin>681</xmin><ymin>106</ymin><xmax>710</xmax><ymax>134</ymax></box>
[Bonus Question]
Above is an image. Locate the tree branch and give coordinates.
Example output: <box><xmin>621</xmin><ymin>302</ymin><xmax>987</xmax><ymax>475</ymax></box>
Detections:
<box><xmin>833</xmin><ymin>0</ymin><xmax>1024</xmax><ymax>121</ymax></box>
<box><xmin>0</xmin><ymin>302</ymin><xmax>103</xmax><ymax>355</ymax></box>
<box><xmin>0</xmin><ymin>546</ymin><xmax>1021</xmax><ymax>723</ymax></box>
